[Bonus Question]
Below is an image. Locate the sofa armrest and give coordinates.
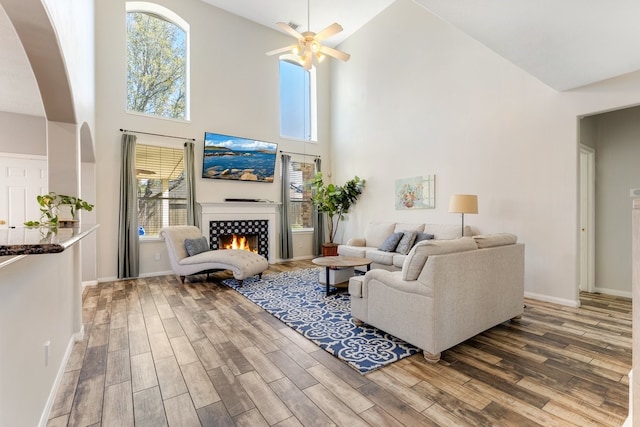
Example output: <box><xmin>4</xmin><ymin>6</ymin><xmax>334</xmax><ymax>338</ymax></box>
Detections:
<box><xmin>346</xmin><ymin>237</ymin><xmax>366</xmax><ymax>246</ymax></box>
<box><xmin>364</xmin><ymin>269</ymin><xmax>431</xmax><ymax>297</ymax></box>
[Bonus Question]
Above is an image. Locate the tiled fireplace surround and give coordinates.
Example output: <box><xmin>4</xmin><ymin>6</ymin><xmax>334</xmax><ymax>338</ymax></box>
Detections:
<box><xmin>200</xmin><ymin>202</ymin><xmax>278</xmax><ymax>263</ymax></box>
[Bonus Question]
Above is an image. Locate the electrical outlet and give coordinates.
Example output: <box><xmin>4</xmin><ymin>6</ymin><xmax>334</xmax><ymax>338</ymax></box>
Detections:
<box><xmin>155</xmin><ymin>252</ymin><xmax>161</xmax><ymax>261</ymax></box>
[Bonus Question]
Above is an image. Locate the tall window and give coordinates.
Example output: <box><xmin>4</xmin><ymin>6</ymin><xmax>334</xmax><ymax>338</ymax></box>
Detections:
<box><xmin>280</xmin><ymin>59</ymin><xmax>317</xmax><ymax>141</ymax></box>
<box><xmin>126</xmin><ymin>3</ymin><xmax>189</xmax><ymax>120</ymax></box>
<box><xmin>136</xmin><ymin>144</ymin><xmax>186</xmax><ymax>236</ymax></box>
<box><xmin>288</xmin><ymin>160</ymin><xmax>315</xmax><ymax>229</ymax></box>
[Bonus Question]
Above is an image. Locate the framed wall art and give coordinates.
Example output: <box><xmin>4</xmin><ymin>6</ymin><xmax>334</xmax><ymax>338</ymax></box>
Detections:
<box><xmin>394</xmin><ymin>175</ymin><xmax>436</xmax><ymax>210</ymax></box>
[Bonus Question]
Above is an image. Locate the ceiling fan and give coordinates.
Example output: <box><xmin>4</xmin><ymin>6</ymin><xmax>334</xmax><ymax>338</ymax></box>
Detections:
<box><xmin>266</xmin><ymin>1</ymin><xmax>351</xmax><ymax>70</ymax></box>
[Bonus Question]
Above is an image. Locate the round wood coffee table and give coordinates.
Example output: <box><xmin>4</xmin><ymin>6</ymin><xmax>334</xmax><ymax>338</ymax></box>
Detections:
<box><xmin>312</xmin><ymin>256</ymin><xmax>372</xmax><ymax>296</ymax></box>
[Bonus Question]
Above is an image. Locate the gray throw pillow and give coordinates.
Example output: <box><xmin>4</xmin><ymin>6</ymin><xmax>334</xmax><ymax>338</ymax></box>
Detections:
<box><xmin>414</xmin><ymin>232</ymin><xmax>435</xmax><ymax>244</ymax></box>
<box><xmin>395</xmin><ymin>231</ymin><xmax>418</xmax><ymax>255</ymax></box>
<box><xmin>378</xmin><ymin>232</ymin><xmax>403</xmax><ymax>252</ymax></box>
<box><xmin>184</xmin><ymin>236</ymin><xmax>210</xmax><ymax>256</ymax></box>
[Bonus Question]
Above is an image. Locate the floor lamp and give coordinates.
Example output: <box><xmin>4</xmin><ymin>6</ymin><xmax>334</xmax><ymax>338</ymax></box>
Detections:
<box><xmin>448</xmin><ymin>194</ymin><xmax>478</xmax><ymax>236</ymax></box>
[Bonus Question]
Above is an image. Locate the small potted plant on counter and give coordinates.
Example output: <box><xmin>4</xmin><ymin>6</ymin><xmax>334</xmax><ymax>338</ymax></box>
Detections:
<box><xmin>24</xmin><ymin>192</ymin><xmax>94</xmax><ymax>228</ymax></box>
<box><xmin>311</xmin><ymin>172</ymin><xmax>365</xmax><ymax>256</ymax></box>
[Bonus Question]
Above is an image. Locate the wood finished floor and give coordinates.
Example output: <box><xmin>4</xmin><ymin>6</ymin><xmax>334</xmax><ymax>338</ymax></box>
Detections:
<box><xmin>47</xmin><ymin>260</ymin><xmax>632</xmax><ymax>426</ymax></box>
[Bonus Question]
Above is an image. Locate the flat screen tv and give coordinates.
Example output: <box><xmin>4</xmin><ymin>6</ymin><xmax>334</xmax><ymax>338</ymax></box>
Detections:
<box><xmin>202</xmin><ymin>132</ymin><xmax>277</xmax><ymax>182</ymax></box>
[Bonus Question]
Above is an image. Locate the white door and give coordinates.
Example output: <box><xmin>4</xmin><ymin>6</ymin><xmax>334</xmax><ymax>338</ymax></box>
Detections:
<box><xmin>0</xmin><ymin>155</ymin><xmax>48</xmax><ymax>227</ymax></box>
<box><xmin>579</xmin><ymin>145</ymin><xmax>595</xmax><ymax>293</ymax></box>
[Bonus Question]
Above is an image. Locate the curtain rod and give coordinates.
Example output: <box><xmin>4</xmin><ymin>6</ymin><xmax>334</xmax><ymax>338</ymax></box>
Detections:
<box><xmin>279</xmin><ymin>150</ymin><xmax>320</xmax><ymax>158</ymax></box>
<box><xmin>119</xmin><ymin>128</ymin><xmax>196</xmax><ymax>141</ymax></box>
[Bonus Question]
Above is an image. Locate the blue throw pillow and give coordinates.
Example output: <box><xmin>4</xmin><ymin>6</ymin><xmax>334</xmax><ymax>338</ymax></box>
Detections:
<box><xmin>184</xmin><ymin>236</ymin><xmax>210</xmax><ymax>256</ymax></box>
<box><xmin>415</xmin><ymin>232</ymin><xmax>435</xmax><ymax>244</ymax></box>
<box><xmin>378</xmin><ymin>232</ymin><xmax>403</xmax><ymax>252</ymax></box>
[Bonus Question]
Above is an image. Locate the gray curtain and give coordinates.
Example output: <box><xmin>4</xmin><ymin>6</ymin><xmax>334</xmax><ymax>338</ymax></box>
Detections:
<box><xmin>184</xmin><ymin>141</ymin><xmax>199</xmax><ymax>228</ymax></box>
<box><xmin>312</xmin><ymin>157</ymin><xmax>324</xmax><ymax>256</ymax></box>
<box><xmin>118</xmin><ymin>133</ymin><xmax>139</xmax><ymax>278</ymax></box>
<box><xmin>280</xmin><ymin>154</ymin><xmax>293</xmax><ymax>259</ymax></box>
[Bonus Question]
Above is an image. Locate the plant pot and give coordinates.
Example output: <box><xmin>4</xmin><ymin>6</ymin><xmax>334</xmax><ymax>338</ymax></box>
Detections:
<box><xmin>322</xmin><ymin>243</ymin><xmax>339</xmax><ymax>257</ymax></box>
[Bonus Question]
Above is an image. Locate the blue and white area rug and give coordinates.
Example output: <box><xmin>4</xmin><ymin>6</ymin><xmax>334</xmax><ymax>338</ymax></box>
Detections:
<box><xmin>223</xmin><ymin>268</ymin><xmax>419</xmax><ymax>374</ymax></box>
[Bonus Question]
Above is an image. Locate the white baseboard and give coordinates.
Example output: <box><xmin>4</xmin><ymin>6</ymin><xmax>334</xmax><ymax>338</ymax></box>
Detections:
<box><xmin>139</xmin><ymin>270</ymin><xmax>173</xmax><ymax>278</ymax></box>
<box><xmin>82</xmin><ymin>279</ymin><xmax>98</xmax><ymax>288</ymax></box>
<box><xmin>524</xmin><ymin>292</ymin><xmax>581</xmax><ymax>308</ymax></box>
<box><xmin>284</xmin><ymin>255</ymin><xmax>315</xmax><ymax>262</ymax></box>
<box><xmin>592</xmin><ymin>286</ymin><xmax>632</xmax><ymax>298</ymax></box>
<box><xmin>38</xmin><ymin>325</ymin><xmax>84</xmax><ymax>427</ymax></box>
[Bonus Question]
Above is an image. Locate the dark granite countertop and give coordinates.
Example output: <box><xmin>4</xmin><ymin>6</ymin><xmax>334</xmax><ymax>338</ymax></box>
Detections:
<box><xmin>0</xmin><ymin>224</ymin><xmax>99</xmax><ymax>256</ymax></box>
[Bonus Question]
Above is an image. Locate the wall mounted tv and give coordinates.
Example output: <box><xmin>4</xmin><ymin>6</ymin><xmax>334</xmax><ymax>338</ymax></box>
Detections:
<box><xmin>202</xmin><ymin>132</ymin><xmax>277</xmax><ymax>182</ymax></box>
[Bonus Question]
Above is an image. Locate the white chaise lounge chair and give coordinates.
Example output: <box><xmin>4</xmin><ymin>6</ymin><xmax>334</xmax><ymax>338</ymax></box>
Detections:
<box><xmin>159</xmin><ymin>225</ymin><xmax>268</xmax><ymax>284</ymax></box>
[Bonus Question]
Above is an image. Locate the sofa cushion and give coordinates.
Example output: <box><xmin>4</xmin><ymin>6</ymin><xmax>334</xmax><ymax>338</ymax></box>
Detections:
<box><xmin>393</xmin><ymin>223</ymin><xmax>425</xmax><ymax>233</ymax></box>
<box><xmin>474</xmin><ymin>233</ymin><xmax>517</xmax><ymax>249</ymax></box>
<box><xmin>184</xmin><ymin>236</ymin><xmax>210</xmax><ymax>256</ymax></box>
<box><xmin>338</xmin><ymin>244</ymin><xmax>368</xmax><ymax>258</ymax></box>
<box><xmin>379</xmin><ymin>232</ymin><xmax>403</xmax><ymax>252</ymax></box>
<box><xmin>424</xmin><ymin>224</ymin><xmax>471</xmax><ymax>240</ymax></box>
<box><xmin>364</xmin><ymin>222</ymin><xmax>396</xmax><ymax>248</ymax></box>
<box><xmin>395</xmin><ymin>231</ymin><xmax>418</xmax><ymax>255</ymax></box>
<box><xmin>365</xmin><ymin>249</ymin><xmax>396</xmax><ymax>265</ymax></box>
<box><xmin>392</xmin><ymin>253</ymin><xmax>408</xmax><ymax>268</ymax></box>
<box><xmin>402</xmin><ymin>237</ymin><xmax>478</xmax><ymax>281</ymax></box>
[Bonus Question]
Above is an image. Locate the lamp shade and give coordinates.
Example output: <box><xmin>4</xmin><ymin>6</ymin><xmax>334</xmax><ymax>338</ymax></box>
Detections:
<box><xmin>448</xmin><ymin>194</ymin><xmax>478</xmax><ymax>214</ymax></box>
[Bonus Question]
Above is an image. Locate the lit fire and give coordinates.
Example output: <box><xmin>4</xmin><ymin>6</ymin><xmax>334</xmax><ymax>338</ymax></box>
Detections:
<box><xmin>224</xmin><ymin>234</ymin><xmax>258</xmax><ymax>253</ymax></box>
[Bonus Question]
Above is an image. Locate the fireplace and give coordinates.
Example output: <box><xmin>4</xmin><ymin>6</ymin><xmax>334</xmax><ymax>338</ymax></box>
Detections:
<box><xmin>209</xmin><ymin>220</ymin><xmax>269</xmax><ymax>259</ymax></box>
<box><xmin>200</xmin><ymin>202</ymin><xmax>278</xmax><ymax>263</ymax></box>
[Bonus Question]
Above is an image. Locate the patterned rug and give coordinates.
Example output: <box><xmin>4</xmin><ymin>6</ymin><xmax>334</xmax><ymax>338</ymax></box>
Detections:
<box><xmin>223</xmin><ymin>268</ymin><xmax>420</xmax><ymax>374</ymax></box>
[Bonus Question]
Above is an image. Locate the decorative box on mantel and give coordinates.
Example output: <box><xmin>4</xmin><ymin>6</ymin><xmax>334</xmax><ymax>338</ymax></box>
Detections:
<box><xmin>199</xmin><ymin>201</ymin><xmax>280</xmax><ymax>263</ymax></box>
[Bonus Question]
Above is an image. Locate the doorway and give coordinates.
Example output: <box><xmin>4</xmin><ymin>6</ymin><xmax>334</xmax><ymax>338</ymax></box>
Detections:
<box><xmin>579</xmin><ymin>145</ymin><xmax>595</xmax><ymax>293</ymax></box>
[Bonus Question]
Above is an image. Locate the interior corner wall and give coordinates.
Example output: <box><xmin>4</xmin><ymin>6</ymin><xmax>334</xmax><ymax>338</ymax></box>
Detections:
<box><xmin>94</xmin><ymin>0</ymin><xmax>331</xmax><ymax>280</ymax></box>
<box><xmin>330</xmin><ymin>0</ymin><xmax>640</xmax><ymax>305</ymax></box>
<box><xmin>592</xmin><ymin>106</ymin><xmax>640</xmax><ymax>296</ymax></box>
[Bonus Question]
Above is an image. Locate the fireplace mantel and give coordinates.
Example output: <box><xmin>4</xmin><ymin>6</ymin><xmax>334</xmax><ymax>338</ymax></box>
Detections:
<box><xmin>199</xmin><ymin>202</ymin><xmax>280</xmax><ymax>263</ymax></box>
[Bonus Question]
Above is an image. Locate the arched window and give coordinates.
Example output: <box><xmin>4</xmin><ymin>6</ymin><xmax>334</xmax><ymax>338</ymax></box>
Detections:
<box><xmin>126</xmin><ymin>2</ymin><xmax>189</xmax><ymax>120</ymax></box>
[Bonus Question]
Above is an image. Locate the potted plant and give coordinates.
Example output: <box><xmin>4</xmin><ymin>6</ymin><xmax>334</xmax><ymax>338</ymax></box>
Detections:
<box><xmin>24</xmin><ymin>192</ymin><xmax>94</xmax><ymax>228</ymax></box>
<box><xmin>311</xmin><ymin>172</ymin><xmax>365</xmax><ymax>256</ymax></box>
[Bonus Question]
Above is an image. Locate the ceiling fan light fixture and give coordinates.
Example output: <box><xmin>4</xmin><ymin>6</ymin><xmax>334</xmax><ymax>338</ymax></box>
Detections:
<box><xmin>265</xmin><ymin>0</ymin><xmax>350</xmax><ymax>69</ymax></box>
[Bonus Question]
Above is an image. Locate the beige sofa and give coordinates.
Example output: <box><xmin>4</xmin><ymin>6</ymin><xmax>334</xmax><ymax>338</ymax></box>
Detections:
<box><xmin>338</xmin><ymin>222</ymin><xmax>472</xmax><ymax>271</ymax></box>
<box><xmin>348</xmin><ymin>234</ymin><xmax>524</xmax><ymax>362</ymax></box>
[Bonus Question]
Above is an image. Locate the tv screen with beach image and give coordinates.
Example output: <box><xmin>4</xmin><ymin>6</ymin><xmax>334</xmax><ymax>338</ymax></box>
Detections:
<box><xmin>202</xmin><ymin>132</ymin><xmax>277</xmax><ymax>182</ymax></box>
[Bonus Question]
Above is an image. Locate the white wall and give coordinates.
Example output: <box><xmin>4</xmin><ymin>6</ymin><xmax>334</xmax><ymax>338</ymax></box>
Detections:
<box><xmin>0</xmin><ymin>111</ymin><xmax>46</xmax><ymax>155</ymax></box>
<box><xmin>95</xmin><ymin>0</ymin><xmax>331</xmax><ymax>280</ymax></box>
<box><xmin>331</xmin><ymin>0</ymin><xmax>640</xmax><ymax>306</ymax></box>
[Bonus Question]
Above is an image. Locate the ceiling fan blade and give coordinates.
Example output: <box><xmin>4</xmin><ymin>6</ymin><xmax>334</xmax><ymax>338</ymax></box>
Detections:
<box><xmin>314</xmin><ymin>23</ymin><xmax>343</xmax><ymax>42</ymax></box>
<box><xmin>266</xmin><ymin>45</ymin><xmax>299</xmax><ymax>56</ymax></box>
<box><xmin>319</xmin><ymin>45</ymin><xmax>351</xmax><ymax>62</ymax></box>
<box><xmin>277</xmin><ymin>22</ymin><xmax>303</xmax><ymax>40</ymax></box>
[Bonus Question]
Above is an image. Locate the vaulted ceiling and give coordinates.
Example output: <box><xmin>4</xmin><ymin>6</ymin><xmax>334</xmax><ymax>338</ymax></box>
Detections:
<box><xmin>2</xmin><ymin>0</ymin><xmax>640</xmax><ymax>118</ymax></box>
<box><xmin>204</xmin><ymin>0</ymin><xmax>640</xmax><ymax>91</ymax></box>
